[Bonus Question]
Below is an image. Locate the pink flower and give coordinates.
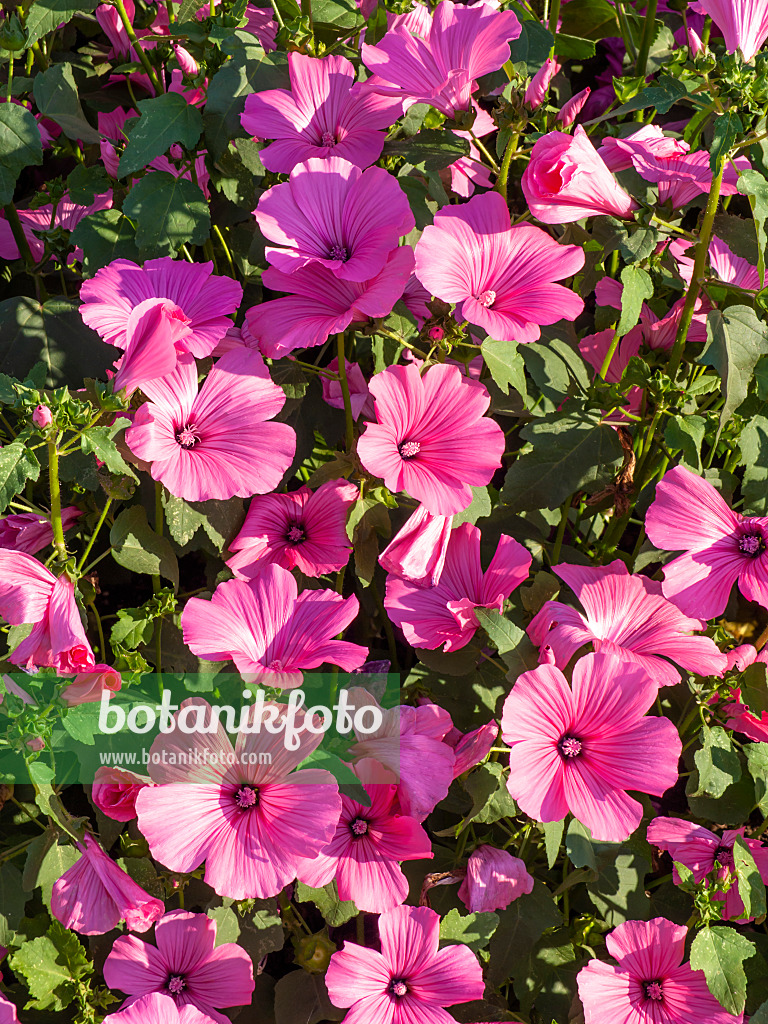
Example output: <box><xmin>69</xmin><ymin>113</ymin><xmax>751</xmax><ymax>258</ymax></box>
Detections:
<box><xmin>647</xmin><ymin>817</ymin><xmax>768</xmax><ymax>922</ymax></box>
<box><xmin>558</xmin><ymin>86</ymin><xmax>591</xmax><ymax>126</ymax></box>
<box><xmin>181</xmin><ymin>563</ymin><xmax>367</xmax><ymax>688</ymax></box>
<box><xmin>527</xmin><ymin>559</ymin><xmax>728</xmax><ymax>686</ymax></box>
<box><xmin>61</xmin><ymin>664</ymin><xmax>121</xmax><ymax>707</ymax></box>
<box><xmin>0</xmin><ymin>507</ymin><xmax>80</xmax><ymax>555</ymax></box>
<box><xmin>0</xmin><ymin>192</ymin><xmax>113</xmax><ymax>263</ymax></box>
<box><xmin>414</xmin><ymin>191</ymin><xmax>585</xmax><ymax>342</ymax></box>
<box><xmin>51</xmin><ymin>833</ymin><xmax>164</xmax><ymax>935</ymax></box>
<box><xmin>243</xmin><ymin>5</ymin><xmax>278</xmax><ymax>49</ymax></box>
<box><xmin>247</xmin><ymin>246</ymin><xmax>414</xmax><ymax>359</ymax></box>
<box><xmin>79</xmin><ymin>258</ymin><xmax>243</xmax><ymax>358</ymax></box>
<box><xmin>135</xmin><ymin>698</ymin><xmax>342</xmax><ymax>899</ymax></box>
<box><xmin>0</xmin><ymin>994</ymin><xmax>16</xmax><ymax>1024</ymax></box>
<box><xmin>104</xmin><ymin>993</ymin><xmax>215</xmax><ymax>1024</ymax></box>
<box><xmin>111</xmin><ymin>298</ymin><xmax>194</xmax><ymax>396</ymax></box>
<box><xmin>327</xmin><ymin>904</ymin><xmax>485</xmax><ymax>1023</ymax></box>
<box><xmin>172</xmin><ymin>43</ymin><xmax>198</xmax><ymax>75</ymax></box>
<box><xmin>321</xmin><ymin>357</ymin><xmax>375</xmax><ymax>420</ymax></box>
<box><xmin>447</xmin><ymin>719</ymin><xmax>498</xmax><ymax>777</ymax></box>
<box><xmin>0</xmin><ymin>552</ymin><xmax>94</xmax><ymax>673</ymax></box>
<box><xmin>598</xmin><ymin>124</ymin><xmax>689</xmax><ymax>173</ymax></box>
<box><xmin>357</xmin><ymin>362</ymin><xmax>505</xmax><ymax>515</ymax></box>
<box><xmin>674</xmin><ymin>234</ymin><xmax>762</xmax><ymax>291</ymax></box>
<box><xmin>32</xmin><ymin>404</ymin><xmax>52</xmax><ymax>429</ymax></box>
<box><xmin>226</xmin><ymin>480</ymin><xmax>358</xmax><ymax>580</ymax></box>
<box><xmin>402</xmin><ymin>274</ymin><xmax>432</xmax><ymax>325</ymax></box>
<box><xmin>694</xmin><ymin>0</ymin><xmax>768</xmax><ymax>59</ymax></box>
<box><xmin>379</xmin><ymin>504</ymin><xmax>453</xmax><ymax>587</ymax></box>
<box><xmin>385</xmin><ymin>522</ymin><xmax>532</xmax><ymax>651</ymax></box>
<box><xmin>500</xmin><ymin>650</ymin><xmax>681</xmax><ymax>842</ymax></box>
<box><xmin>522</xmin><ymin>126</ymin><xmax>638</xmax><ymax>223</ymax></box>
<box><xmin>447</xmin><ymin>145</ymin><xmax>494</xmax><ymax>198</ymax></box>
<box><xmin>525</xmin><ymin>57</ymin><xmax>560</xmax><ymax>109</ymax></box>
<box><xmin>362</xmin><ymin>0</ymin><xmax>520</xmax><ymax>122</ymax></box>
<box><xmin>104</xmin><ymin>909</ymin><xmax>254</xmax><ymax>1023</ymax></box>
<box><xmin>458</xmin><ymin>845</ymin><xmax>534</xmax><ymax>912</ymax></box>
<box><xmin>92</xmin><ymin>767</ymin><xmax>150</xmax><ymax>822</ymax></box>
<box><xmin>125</xmin><ymin>349</ymin><xmax>296</xmax><ymax>502</ymax></box>
<box><xmin>577</xmin><ymin>917</ymin><xmax>743</xmax><ymax>1024</ymax></box>
<box><xmin>241</xmin><ymin>52</ymin><xmax>402</xmax><ymax>173</ymax></box>
<box><xmin>297</xmin><ymin>778</ymin><xmax>433</xmax><ymax>913</ymax></box>
<box><xmin>645</xmin><ymin>464</ymin><xmax>768</xmax><ymax>619</ymax></box>
<box><xmin>256</xmin><ymin>156</ymin><xmax>414</xmax><ymax>281</ymax></box>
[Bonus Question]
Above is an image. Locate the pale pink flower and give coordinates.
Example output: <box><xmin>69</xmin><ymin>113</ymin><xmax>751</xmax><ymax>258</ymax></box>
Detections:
<box><xmin>415</xmin><ymin>191</ymin><xmax>585</xmax><ymax>342</ymax></box>
<box><xmin>500</xmin><ymin>650</ymin><xmax>681</xmax><ymax>842</ymax></box>
<box><xmin>577</xmin><ymin>918</ymin><xmax>743</xmax><ymax>1024</ymax></box>
<box><xmin>385</xmin><ymin>522</ymin><xmax>532</xmax><ymax>651</ymax></box>
<box><xmin>0</xmin><ymin>507</ymin><xmax>80</xmax><ymax>555</ymax></box>
<box><xmin>326</xmin><ymin>904</ymin><xmax>485</xmax><ymax>1023</ymax></box>
<box><xmin>693</xmin><ymin>0</ymin><xmax>768</xmax><ymax>59</ymax></box>
<box><xmin>51</xmin><ymin>833</ymin><xmax>164</xmax><ymax>935</ymax></box>
<box><xmin>459</xmin><ymin>845</ymin><xmax>533</xmax><ymax>912</ymax></box>
<box><xmin>522</xmin><ymin>125</ymin><xmax>638</xmax><ymax>223</ymax></box>
<box><xmin>135</xmin><ymin>698</ymin><xmax>342</xmax><ymax>899</ymax></box>
<box><xmin>357</xmin><ymin>362</ymin><xmax>505</xmax><ymax>515</ymax></box>
<box><xmin>645</xmin><ymin>464</ymin><xmax>768</xmax><ymax>618</ymax></box>
<box><xmin>79</xmin><ymin>258</ymin><xmax>242</xmax><ymax>358</ymax></box>
<box><xmin>525</xmin><ymin>57</ymin><xmax>560</xmax><ymax>109</ymax></box>
<box><xmin>92</xmin><ymin>767</ymin><xmax>150</xmax><ymax>822</ymax></box>
<box><xmin>673</xmin><ymin>234</ymin><xmax>762</xmax><ymax>291</ymax></box>
<box><xmin>61</xmin><ymin>664</ymin><xmax>121</xmax><ymax>707</ymax></box>
<box><xmin>226</xmin><ymin>480</ymin><xmax>358</xmax><ymax>580</ymax></box>
<box><xmin>104</xmin><ymin>909</ymin><xmax>254</xmax><ymax>1023</ymax></box>
<box><xmin>321</xmin><ymin>357</ymin><xmax>375</xmax><ymax>420</ymax></box>
<box><xmin>379</xmin><ymin>504</ymin><xmax>453</xmax><ymax>587</ymax></box>
<box><xmin>256</xmin><ymin>155</ymin><xmax>413</xmax><ymax>281</ymax></box>
<box><xmin>527</xmin><ymin>559</ymin><xmax>728</xmax><ymax>686</ymax></box>
<box><xmin>104</xmin><ymin>992</ymin><xmax>216</xmax><ymax>1024</ymax></box>
<box><xmin>558</xmin><ymin>86</ymin><xmax>591</xmax><ymax>126</ymax></box>
<box><xmin>0</xmin><ymin>551</ymin><xmax>94</xmax><ymax>673</ymax></box>
<box><xmin>181</xmin><ymin>563</ymin><xmax>367</xmax><ymax>688</ymax></box>
<box><xmin>124</xmin><ymin>349</ymin><xmax>296</xmax><ymax>502</ymax></box>
<box><xmin>241</xmin><ymin>52</ymin><xmax>402</xmax><ymax>173</ymax></box>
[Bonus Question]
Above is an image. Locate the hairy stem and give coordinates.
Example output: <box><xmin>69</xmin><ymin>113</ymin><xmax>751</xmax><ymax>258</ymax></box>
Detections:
<box><xmin>47</xmin><ymin>440</ymin><xmax>67</xmax><ymax>561</ymax></box>
<box><xmin>112</xmin><ymin>0</ymin><xmax>163</xmax><ymax>94</ymax></box>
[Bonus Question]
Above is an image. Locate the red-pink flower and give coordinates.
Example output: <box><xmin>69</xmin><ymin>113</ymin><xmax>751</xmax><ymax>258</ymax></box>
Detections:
<box><xmin>326</xmin><ymin>904</ymin><xmax>485</xmax><ymax>1024</ymax></box>
<box><xmin>256</xmin><ymin>156</ymin><xmax>413</xmax><ymax>281</ymax></box>
<box><xmin>500</xmin><ymin>651</ymin><xmax>681</xmax><ymax>842</ymax></box>
<box><xmin>693</xmin><ymin>0</ymin><xmax>768</xmax><ymax>60</ymax></box>
<box><xmin>104</xmin><ymin>909</ymin><xmax>254</xmax><ymax>1023</ymax></box>
<box><xmin>458</xmin><ymin>845</ymin><xmax>533</xmax><ymax>912</ymax></box>
<box><xmin>379</xmin><ymin>505</ymin><xmax>453</xmax><ymax>587</ymax></box>
<box><xmin>577</xmin><ymin>917</ymin><xmax>742</xmax><ymax>1024</ymax></box>
<box><xmin>226</xmin><ymin>480</ymin><xmax>358</xmax><ymax>580</ymax></box>
<box><xmin>645</xmin><ymin>464</ymin><xmax>768</xmax><ymax>619</ymax></box>
<box><xmin>135</xmin><ymin>698</ymin><xmax>341</xmax><ymax>899</ymax></box>
<box><xmin>181</xmin><ymin>563</ymin><xmax>367</xmax><ymax>688</ymax></box>
<box><xmin>51</xmin><ymin>833</ymin><xmax>164</xmax><ymax>935</ymax></box>
<box><xmin>385</xmin><ymin>522</ymin><xmax>531</xmax><ymax>651</ymax></box>
<box><xmin>0</xmin><ymin>551</ymin><xmax>94</xmax><ymax>673</ymax></box>
<box><xmin>357</xmin><ymin>362</ymin><xmax>505</xmax><ymax>515</ymax></box>
<box><xmin>241</xmin><ymin>52</ymin><xmax>402</xmax><ymax>173</ymax></box>
<box><xmin>527</xmin><ymin>559</ymin><xmax>727</xmax><ymax>686</ymax></box>
<box><xmin>104</xmin><ymin>992</ymin><xmax>216</xmax><ymax>1024</ymax></box>
<box><xmin>61</xmin><ymin>664</ymin><xmax>121</xmax><ymax>707</ymax></box>
<box><xmin>647</xmin><ymin>817</ymin><xmax>768</xmax><ymax>922</ymax></box>
<box><xmin>125</xmin><ymin>349</ymin><xmax>296</xmax><ymax>502</ymax></box>
<box><xmin>0</xmin><ymin>507</ymin><xmax>80</xmax><ymax>555</ymax></box>
<box><xmin>79</xmin><ymin>258</ymin><xmax>242</xmax><ymax>358</ymax></box>
<box><xmin>522</xmin><ymin>126</ymin><xmax>638</xmax><ymax>223</ymax></box>
<box><xmin>92</xmin><ymin>767</ymin><xmax>150</xmax><ymax>822</ymax></box>
<box><xmin>414</xmin><ymin>191</ymin><xmax>585</xmax><ymax>342</ymax></box>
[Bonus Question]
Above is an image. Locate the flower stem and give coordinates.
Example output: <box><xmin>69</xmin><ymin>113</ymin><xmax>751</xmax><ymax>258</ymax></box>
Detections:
<box><xmin>47</xmin><ymin>440</ymin><xmax>67</xmax><ymax>561</ymax></box>
<box><xmin>77</xmin><ymin>497</ymin><xmax>113</xmax><ymax>573</ymax></box>
<box><xmin>469</xmin><ymin>131</ymin><xmax>499</xmax><ymax>174</ymax></box>
<box><xmin>547</xmin><ymin>0</ymin><xmax>561</xmax><ymax>54</ymax></box>
<box><xmin>112</xmin><ymin>0</ymin><xmax>163</xmax><ymax>95</ymax></box>
<box><xmin>598</xmin><ymin>327</ymin><xmax>621</xmax><ymax>380</ymax></box>
<box><xmin>635</xmin><ymin>0</ymin><xmax>658</xmax><ymax>78</ymax></box>
<box><xmin>495</xmin><ymin>132</ymin><xmax>518</xmax><ymax>202</ymax></box>
<box><xmin>336</xmin><ymin>332</ymin><xmax>355</xmax><ymax>453</ymax></box>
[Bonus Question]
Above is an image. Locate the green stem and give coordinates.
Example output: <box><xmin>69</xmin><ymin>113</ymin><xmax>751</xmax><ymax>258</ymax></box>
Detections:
<box><xmin>3</xmin><ymin>202</ymin><xmax>37</xmax><ymax>274</ymax></box>
<box><xmin>6</xmin><ymin>55</ymin><xmax>12</xmax><ymax>104</ymax></box>
<box><xmin>212</xmin><ymin>224</ymin><xmax>236</xmax><ymax>278</ymax></box>
<box><xmin>89</xmin><ymin>599</ymin><xmax>106</xmax><ymax>660</ymax></box>
<box><xmin>547</xmin><ymin>0</ymin><xmax>561</xmax><ymax>54</ymax></box>
<box><xmin>47</xmin><ymin>440</ymin><xmax>66</xmax><ymax>561</ymax></box>
<box><xmin>153</xmin><ymin>482</ymin><xmax>163</xmax><ymax>673</ymax></box>
<box><xmin>30</xmin><ymin>41</ymin><xmax>49</xmax><ymax>70</ymax></box>
<box><xmin>469</xmin><ymin>131</ymin><xmax>499</xmax><ymax>173</ymax></box>
<box><xmin>336</xmin><ymin>333</ymin><xmax>355</xmax><ymax>452</ymax></box>
<box><xmin>650</xmin><ymin>214</ymin><xmax>697</xmax><ymax>240</ymax></box>
<box><xmin>77</xmin><ymin>497</ymin><xmax>113</xmax><ymax>573</ymax></box>
<box><xmin>635</xmin><ymin>0</ymin><xmax>658</xmax><ymax>78</ymax></box>
<box><xmin>495</xmin><ymin>132</ymin><xmax>518</xmax><ymax>202</ymax></box>
<box><xmin>112</xmin><ymin>0</ymin><xmax>163</xmax><ymax>94</ymax></box>
<box><xmin>268</xmin><ymin>0</ymin><xmax>286</xmax><ymax>28</ymax></box>
<box><xmin>598</xmin><ymin>327</ymin><xmax>621</xmax><ymax>380</ymax></box>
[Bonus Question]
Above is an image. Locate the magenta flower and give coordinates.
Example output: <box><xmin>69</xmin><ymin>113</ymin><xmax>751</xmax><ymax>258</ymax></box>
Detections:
<box><xmin>645</xmin><ymin>464</ymin><xmax>768</xmax><ymax>619</ymax></box>
<box><xmin>415</xmin><ymin>191</ymin><xmax>584</xmax><ymax>343</ymax></box>
<box><xmin>135</xmin><ymin>697</ymin><xmax>342</xmax><ymax>899</ymax></box>
<box><xmin>0</xmin><ymin>506</ymin><xmax>80</xmax><ymax>555</ymax></box>
<box><xmin>297</xmin><ymin>778</ymin><xmax>433</xmax><ymax>913</ymax></box>
<box><xmin>181</xmin><ymin>563</ymin><xmax>367</xmax><ymax>688</ymax></box>
<box><xmin>357</xmin><ymin>363</ymin><xmax>505</xmax><ymax>515</ymax></box>
<box><xmin>226</xmin><ymin>480</ymin><xmax>358</xmax><ymax>580</ymax></box>
<box><xmin>79</xmin><ymin>258</ymin><xmax>243</xmax><ymax>358</ymax></box>
<box><xmin>448</xmin><ymin>144</ymin><xmax>494</xmax><ymax>198</ymax></box>
<box><xmin>60</xmin><ymin>664</ymin><xmax>121</xmax><ymax>707</ymax></box>
<box><xmin>379</xmin><ymin>504</ymin><xmax>453</xmax><ymax>587</ymax></box>
<box><xmin>321</xmin><ymin>357</ymin><xmax>375</xmax><ymax>420</ymax></box>
<box><xmin>458</xmin><ymin>845</ymin><xmax>534</xmax><ymax>912</ymax></box>
<box><xmin>694</xmin><ymin>0</ymin><xmax>768</xmax><ymax>60</ymax></box>
<box><xmin>111</xmin><ymin>298</ymin><xmax>192</xmax><ymax>396</ymax></box>
<box><xmin>500</xmin><ymin>651</ymin><xmax>681</xmax><ymax>842</ymax></box>
<box><xmin>241</xmin><ymin>52</ymin><xmax>402</xmax><ymax>173</ymax></box>
<box><xmin>51</xmin><ymin>834</ymin><xmax>164</xmax><ymax>935</ymax></box>
<box><xmin>0</xmin><ymin>551</ymin><xmax>94</xmax><ymax>673</ymax></box>
<box><xmin>256</xmin><ymin>156</ymin><xmax>414</xmax><ymax>281</ymax></box>
<box><xmin>647</xmin><ymin>817</ymin><xmax>768</xmax><ymax>922</ymax></box>
<box><xmin>558</xmin><ymin>86</ymin><xmax>591</xmax><ymax>126</ymax></box>
<box><xmin>385</xmin><ymin>523</ymin><xmax>531</xmax><ymax>651</ymax></box>
<box><xmin>104</xmin><ymin>909</ymin><xmax>254</xmax><ymax>1023</ymax></box>
<box><xmin>246</xmin><ymin>246</ymin><xmax>414</xmax><ymax>359</ymax></box>
<box><xmin>0</xmin><ymin>994</ymin><xmax>16</xmax><ymax>1024</ymax></box>
<box><xmin>326</xmin><ymin>904</ymin><xmax>485</xmax><ymax>1024</ymax></box>
<box><xmin>527</xmin><ymin>559</ymin><xmax>728</xmax><ymax>686</ymax></box>
<box><xmin>125</xmin><ymin>349</ymin><xmax>296</xmax><ymax>502</ymax></box>
<box><xmin>447</xmin><ymin>718</ymin><xmax>498</xmax><ymax>777</ymax></box>
<box><xmin>522</xmin><ymin>126</ymin><xmax>638</xmax><ymax>223</ymax></box>
<box><xmin>577</xmin><ymin>918</ymin><xmax>742</xmax><ymax>1024</ymax></box>
<box><xmin>92</xmin><ymin>766</ymin><xmax>150</xmax><ymax>822</ymax></box>
<box><xmin>525</xmin><ymin>57</ymin><xmax>560</xmax><ymax>109</ymax></box>
<box><xmin>104</xmin><ymin>992</ymin><xmax>218</xmax><ymax>1024</ymax></box>
<box><xmin>674</xmin><ymin>234</ymin><xmax>762</xmax><ymax>291</ymax></box>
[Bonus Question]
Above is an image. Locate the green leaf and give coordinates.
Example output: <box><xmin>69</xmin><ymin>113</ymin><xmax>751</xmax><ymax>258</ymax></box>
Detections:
<box><xmin>70</xmin><ymin>209</ymin><xmax>140</xmax><ymax>276</ymax></box>
<box><xmin>274</xmin><ymin>970</ymin><xmax>345</xmax><ymax>1024</ymax></box>
<box><xmin>481</xmin><ymin>338</ymin><xmax>528</xmax><ymax>403</ymax></box>
<box><xmin>746</xmin><ymin>742</ymin><xmax>768</xmax><ymax>814</ymax></box>
<box><xmin>30</xmin><ymin>835</ymin><xmax>80</xmax><ymax>909</ymax></box>
<box><xmin>123</xmin><ymin>172</ymin><xmax>210</xmax><ymax>258</ymax></box>
<box><xmin>699</xmin><ymin>305</ymin><xmax>768</xmax><ymax>432</ymax></box>
<box><xmin>559</xmin><ymin>0</ymin><xmax>619</xmax><ymax>39</ymax></box>
<box><xmin>711</xmin><ymin>111</ymin><xmax>743</xmax><ymax>172</ymax></box>
<box><xmin>752</xmin><ymin>999</ymin><xmax>768</xmax><ymax>1023</ymax></box>
<box><xmin>462</xmin><ymin>760</ymin><xmax>517</xmax><ymax>826</ymax></box>
<box><xmin>617</xmin><ymin>264</ymin><xmax>653</xmax><ymax>336</ymax></box>
<box><xmin>665</xmin><ymin>414</ymin><xmax>706</xmax><ymax>471</ymax></box>
<box><xmin>689</xmin><ymin>926</ymin><xmax>755</xmax><ymax>1015</ymax></box>
<box><xmin>9</xmin><ymin>920</ymin><xmax>92</xmax><ymax>1011</ymax></box>
<box><xmin>66</xmin><ymin>163</ymin><xmax>111</xmax><ymax>205</ymax></box>
<box><xmin>693</xmin><ymin>725</ymin><xmax>742</xmax><ymax>799</ymax></box>
<box><xmin>311</xmin><ymin>0</ymin><xmax>362</xmax><ymax>28</ymax></box>
<box><xmin>0</xmin><ymin>103</ymin><xmax>43</xmax><ymax>205</ymax></box>
<box><xmin>203</xmin><ymin>46</ymin><xmax>289</xmax><ymax>158</ymax></box>
<box><xmin>741</xmin><ymin>662</ymin><xmax>768</xmax><ymax>717</ymax></box>
<box><xmin>542</xmin><ymin>819</ymin><xmax>565</xmax><ymax>870</ymax></box>
<box><xmin>119</xmin><ymin>93</ymin><xmax>204</xmax><ymax>178</ymax></box>
<box><xmin>0</xmin><ymin>862</ymin><xmax>26</xmax><ymax>945</ymax></box>
<box><xmin>298</xmin><ymin>748</ymin><xmax>361</xmax><ymax>786</ymax></box>
<box><xmin>452</xmin><ymin>485</ymin><xmax>492</xmax><ymax>527</ymax></box>
<box><xmin>294</xmin><ymin>881</ymin><xmax>357</xmax><ymax>927</ymax></box>
<box><xmin>740</xmin><ymin>414</ymin><xmax>768</xmax><ymax>514</ymax></box>
<box><xmin>474</xmin><ymin>607</ymin><xmax>524</xmax><ymax>655</ymax></box>
<box><xmin>566</xmin><ymin>819</ymin><xmax>597</xmax><ymax>870</ymax></box>
<box><xmin>487</xmin><ymin>882</ymin><xmax>562</xmax><ymax>987</ymax></box>
<box><xmin>733</xmin><ymin>835</ymin><xmax>767</xmax><ymax>920</ymax></box>
<box><xmin>25</xmin><ymin>0</ymin><xmax>99</xmax><ymax>44</ymax></box>
<box><xmin>161</xmin><ymin>491</ymin><xmax>244</xmax><ymax>550</ymax></box>
<box><xmin>32</xmin><ymin>63</ymin><xmax>100</xmax><ymax>143</ymax></box>
<box><xmin>0</xmin><ymin>441</ymin><xmax>40</xmax><ymax>513</ymax></box>
<box><xmin>80</xmin><ymin>419</ymin><xmax>138</xmax><ymax>481</ymax></box>
<box><xmin>553</xmin><ymin>33</ymin><xmax>597</xmax><ymax>57</ymax></box>
<box><xmin>383</xmin><ymin>129</ymin><xmax>470</xmax><ymax>171</ymax></box>
<box><xmin>509</xmin><ymin>20</ymin><xmax>554</xmax><ymax>73</ymax></box>
<box><xmin>61</xmin><ymin>701</ymin><xmax>101</xmax><ymax>745</ymax></box>
<box><xmin>207</xmin><ymin>905</ymin><xmax>241</xmax><ymax>945</ymax></box>
<box><xmin>587</xmin><ymin>75</ymin><xmax>688</xmax><ymax>122</ymax></box>
<box><xmin>439</xmin><ymin>908</ymin><xmax>499</xmax><ymax>952</ymax></box>
<box><xmin>110</xmin><ymin>505</ymin><xmax>179</xmax><ymax>588</ymax></box>
<box><xmin>737</xmin><ymin>169</ymin><xmax>768</xmax><ymax>288</ymax></box>
<box><xmin>111</xmin><ymin>606</ymin><xmax>155</xmax><ymax>649</ymax></box>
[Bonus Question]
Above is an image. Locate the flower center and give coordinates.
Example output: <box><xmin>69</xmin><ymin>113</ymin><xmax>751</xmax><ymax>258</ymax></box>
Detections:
<box><xmin>739</xmin><ymin>531</ymin><xmax>765</xmax><ymax>557</ymax></box>
<box><xmin>321</xmin><ymin>130</ymin><xmax>335</xmax><ymax>147</ymax></box>
<box><xmin>287</xmin><ymin>524</ymin><xmax>306</xmax><ymax>544</ymax></box>
<box><xmin>643</xmin><ymin>980</ymin><xmax>663</xmax><ymax>1001</ymax></box>
<box><xmin>349</xmin><ymin>817</ymin><xmax>369</xmax><ymax>837</ymax></box>
<box><xmin>714</xmin><ymin>844</ymin><xmax>734</xmax><ymax>868</ymax></box>
<box><xmin>268</xmin><ymin>659</ymin><xmax>284</xmax><ymax>671</ymax></box>
<box><xmin>176</xmin><ymin>423</ymin><xmax>200</xmax><ymax>448</ymax></box>
<box><xmin>167</xmin><ymin>975</ymin><xmax>186</xmax><ymax>995</ymax></box>
<box><xmin>329</xmin><ymin>243</ymin><xmax>349</xmax><ymax>262</ymax></box>
<box><xmin>477</xmin><ymin>289</ymin><xmax>496</xmax><ymax>308</ymax></box>
<box><xmin>234</xmin><ymin>784</ymin><xmax>259</xmax><ymax>809</ymax></box>
<box><xmin>557</xmin><ymin>734</ymin><xmax>582</xmax><ymax>758</ymax></box>
<box><xmin>398</xmin><ymin>440</ymin><xmax>421</xmax><ymax>459</ymax></box>
<box><xmin>390</xmin><ymin>979</ymin><xmax>408</xmax><ymax>998</ymax></box>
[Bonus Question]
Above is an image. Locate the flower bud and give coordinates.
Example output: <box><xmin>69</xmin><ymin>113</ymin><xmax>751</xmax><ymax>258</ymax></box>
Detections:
<box><xmin>32</xmin><ymin>404</ymin><xmax>53</xmax><ymax>429</ymax></box>
<box><xmin>173</xmin><ymin>43</ymin><xmax>199</xmax><ymax>76</ymax></box>
<box><xmin>293</xmin><ymin>930</ymin><xmax>337</xmax><ymax>974</ymax></box>
<box><xmin>458</xmin><ymin>845</ymin><xmax>534</xmax><ymax>912</ymax></box>
<box><xmin>524</xmin><ymin>57</ymin><xmax>560</xmax><ymax>110</ymax></box>
<box><xmin>557</xmin><ymin>86</ymin><xmax>591</xmax><ymax>127</ymax></box>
